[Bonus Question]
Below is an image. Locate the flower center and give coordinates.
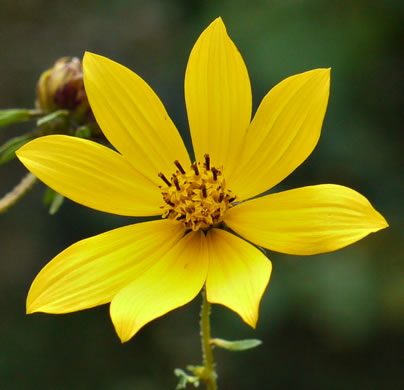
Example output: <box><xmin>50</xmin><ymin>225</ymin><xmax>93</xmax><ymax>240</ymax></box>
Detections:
<box><xmin>158</xmin><ymin>154</ymin><xmax>237</xmax><ymax>231</ymax></box>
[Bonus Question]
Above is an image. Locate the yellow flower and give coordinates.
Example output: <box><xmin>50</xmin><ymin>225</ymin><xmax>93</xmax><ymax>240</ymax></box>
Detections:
<box><xmin>16</xmin><ymin>18</ymin><xmax>388</xmax><ymax>343</ymax></box>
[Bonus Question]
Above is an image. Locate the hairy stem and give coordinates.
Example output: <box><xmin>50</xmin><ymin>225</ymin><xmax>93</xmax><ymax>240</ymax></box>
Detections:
<box><xmin>200</xmin><ymin>288</ymin><xmax>217</xmax><ymax>390</ymax></box>
<box><xmin>0</xmin><ymin>172</ymin><xmax>36</xmax><ymax>214</ymax></box>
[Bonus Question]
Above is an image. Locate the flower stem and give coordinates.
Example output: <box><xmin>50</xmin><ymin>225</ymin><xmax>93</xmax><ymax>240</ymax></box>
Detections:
<box><xmin>0</xmin><ymin>172</ymin><xmax>36</xmax><ymax>214</ymax></box>
<box><xmin>200</xmin><ymin>288</ymin><xmax>217</xmax><ymax>390</ymax></box>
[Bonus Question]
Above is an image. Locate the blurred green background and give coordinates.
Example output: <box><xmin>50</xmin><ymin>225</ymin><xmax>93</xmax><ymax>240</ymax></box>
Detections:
<box><xmin>1</xmin><ymin>0</ymin><xmax>402</xmax><ymax>389</ymax></box>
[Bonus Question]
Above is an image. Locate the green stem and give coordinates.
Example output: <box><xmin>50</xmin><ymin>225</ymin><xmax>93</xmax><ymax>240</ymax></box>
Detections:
<box><xmin>200</xmin><ymin>288</ymin><xmax>217</xmax><ymax>390</ymax></box>
<box><xmin>0</xmin><ymin>172</ymin><xmax>36</xmax><ymax>214</ymax></box>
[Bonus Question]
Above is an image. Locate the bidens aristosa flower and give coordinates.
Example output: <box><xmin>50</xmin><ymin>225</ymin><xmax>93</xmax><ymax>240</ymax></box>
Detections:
<box><xmin>16</xmin><ymin>18</ymin><xmax>388</xmax><ymax>342</ymax></box>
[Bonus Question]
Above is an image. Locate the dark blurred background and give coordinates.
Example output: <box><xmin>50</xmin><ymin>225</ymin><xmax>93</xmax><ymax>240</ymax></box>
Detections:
<box><xmin>1</xmin><ymin>0</ymin><xmax>402</xmax><ymax>389</ymax></box>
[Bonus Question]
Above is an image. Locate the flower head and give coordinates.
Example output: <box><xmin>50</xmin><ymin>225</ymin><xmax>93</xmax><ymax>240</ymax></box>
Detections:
<box><xmin>16</xmin><ymin>18</ymin><xmax>388</xmax><ymax>342</ymax></box>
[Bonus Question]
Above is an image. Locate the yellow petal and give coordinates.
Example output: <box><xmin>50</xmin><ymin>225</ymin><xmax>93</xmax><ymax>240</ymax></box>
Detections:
<box><xmin>229</xmin><ymin>69</ymin><xmax>330</xmax><ymax>200</ymax></box>
<box><xmin>16</xmin><ymin>135</ymin><xmax>162</xmax><ymax>216</ymax></box>
<box><xmin>225</xmin><ymin>184</ymin><xmax>388</xmax><ymax>255</ymax></box>
<box><xmin>27</xmin><ymin>220</ymin><xmax>185</xmax><ymax>314</ymax></box>
<box><xmin>83</xmin><ymin>52</ymin><xmax>190</xmax><ymax>183</ymax></box>
<box><xmin>185</xmin><ymin>17</ymin><xmax>252</xmax><ymax>177</ymax></box>
<box><xmin>206</xmin><ymin>229</ymin><xmax>271</xmax><ymax>328</ymax></box>
<box><xmin>110</xmin><ymin>230</ymin><xmax>208</xmax><ymax>342</ymax></box>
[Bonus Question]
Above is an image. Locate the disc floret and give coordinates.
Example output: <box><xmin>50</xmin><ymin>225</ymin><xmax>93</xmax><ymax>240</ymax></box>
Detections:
<box><xmin>159</xmin><ymin>154</ymin><xmax>237</xmax><ymax>231</ymax></box>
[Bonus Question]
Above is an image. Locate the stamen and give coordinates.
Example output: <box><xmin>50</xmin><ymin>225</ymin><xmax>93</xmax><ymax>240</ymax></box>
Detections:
<box><xmin>211</xmin><ymin>167</ymin><xmax>218</xmax><ymax>181</ymax></box>
<box><xmin>159</xmin><ymin>155</ymin><xmax>236</xmax><ymax>231</ymax></box>
<box><xmin>174</xmin><ymin>160</ymin><xmax>185</xmax><ymax>174</ymax></box>
<box><xmin>158</xmin><ymin>172</ymin><xmax>171</xmax><ymax>186</ymax></box>
<box><xmin>191</xmin><ymin>163</ymin><xmax>199</xmax><ymax>176</ymax></box>
<box><xmin>165</xmin><ymin>199</ymin><xmax>175</xmax><ymax>207</ymax></box>
<box><xmin>173</xmin><ymin>177</ymin><xmax>181</xmax><ymax>190</ymax></box>
<box><xmin>204</xmin><ymin>154</ymin><xmax>210</xmax><ymax>170</ymax></box>
<box><xmin>201</xmin><ymin>184</ymin><xmax>207</xmax><ymax>198</ymax></box>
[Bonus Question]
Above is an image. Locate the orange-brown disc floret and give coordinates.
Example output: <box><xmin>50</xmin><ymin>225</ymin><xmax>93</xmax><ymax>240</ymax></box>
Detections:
<box><xmin>159</xmin><ymin>154</ymin><xmax>237</xmax><ymax>231</ymax></box>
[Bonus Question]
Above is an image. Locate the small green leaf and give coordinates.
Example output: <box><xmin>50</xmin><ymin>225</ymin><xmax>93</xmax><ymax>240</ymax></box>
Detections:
<box><xmin>0</xmin><ymin>109</ymin><xmax>40</xmax><ymax>128</ymax></box>
<box><xmin>44</xmin><ymin>188</ymin><xmax>65</xmax><ymax>214</ymax></box>
<box><xmin>174</xmin><ymin>369</ymin><xmax>189</xmax><ymax>389</ymax></box>
<box><xmin>49</xmin><ymin>193</ymin><xmax>65</xmax><ymax>214</ymax></box>
<box><xmin>0</xmin><ymin>135</ymin><xmax>33</xmax><ymax>164</ymax></box>
<box><xmin>43</xmin><ymin>187</ymin><xmax>55</xmax><ymax>206</ymax></box>
<box><xmin>174</xmin><ymin>369</ymin><xmax>200</xmax><ymax>389</ymax></box>
<box><xmin>75</xmin><ymin>126</ymin><xmax>92</xmax><ymax>138</ymax></box>
<box><xmin>210</xmin><ymin>338</ymin><xmax>262</xmax><ymax>351</ymax></box>
<box><xmin>36</xmin><ymin>110</ymin><xmax>68</xmax><ymax>127</ymax></box>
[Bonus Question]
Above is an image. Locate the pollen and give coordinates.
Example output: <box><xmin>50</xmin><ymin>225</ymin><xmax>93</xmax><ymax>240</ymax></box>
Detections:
<box><xmin>159</xmin><ymin>154</ymin><xmax>237</xmax><ymax>231</ymax></box>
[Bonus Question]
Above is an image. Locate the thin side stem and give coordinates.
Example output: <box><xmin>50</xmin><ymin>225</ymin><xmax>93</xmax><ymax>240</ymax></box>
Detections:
<box><xmin>0</xmin><ymin>172</ymin><xmax>36</xmax><ymax>214</ymax></box>
<box><xmin>200</xmin><ymin>288</ymin><xmax>217</xmax><ymax>390</ymax></box>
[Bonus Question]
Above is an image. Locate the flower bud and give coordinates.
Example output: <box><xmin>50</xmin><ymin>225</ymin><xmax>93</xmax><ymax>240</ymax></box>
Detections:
<box><xmin>36</xmin><ymin>57</ymin><xmax>93</xmax><ymax>124</ymax></box>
